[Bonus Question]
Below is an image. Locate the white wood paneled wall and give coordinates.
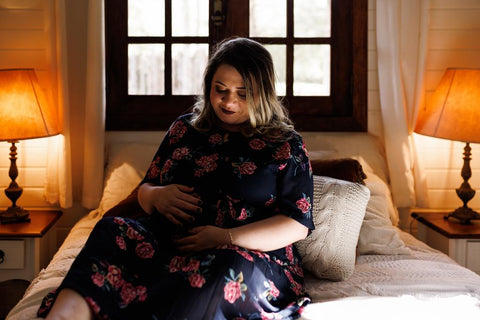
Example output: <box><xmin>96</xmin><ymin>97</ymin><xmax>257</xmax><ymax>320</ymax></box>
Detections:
<box><xmin>415</xmin><ymin>0</ymin><xmax>480</xmax><ymax>210</ymax></box>
<box><xmin>0</xmin><ymin>0</ymin><xmax>57</xmax><ymax>209</ymax></box>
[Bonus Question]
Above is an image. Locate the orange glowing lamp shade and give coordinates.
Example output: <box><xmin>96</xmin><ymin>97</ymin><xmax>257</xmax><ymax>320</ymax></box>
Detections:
<box><xmin>0</xmin><ymin>69</ymin><xmax>60</xmax><ymax>142</ymax></box>
<box><xmin>414</xmin><ymin>68</ymin><xmax>480</xmax><ymax>143</ymax></box>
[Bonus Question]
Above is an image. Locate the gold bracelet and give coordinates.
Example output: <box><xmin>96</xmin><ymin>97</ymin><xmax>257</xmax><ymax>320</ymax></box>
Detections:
<box><xmin>227</xmin><ymin>230</ymin><xmax>234</xmax><ymax>245</ymax></box>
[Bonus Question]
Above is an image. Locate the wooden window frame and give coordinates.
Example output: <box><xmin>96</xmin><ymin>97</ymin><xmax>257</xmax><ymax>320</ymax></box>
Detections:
<box><xmin>105</xmin><ymin>0</ymin><xmax>367</xmax><ymax>131</ymax></box>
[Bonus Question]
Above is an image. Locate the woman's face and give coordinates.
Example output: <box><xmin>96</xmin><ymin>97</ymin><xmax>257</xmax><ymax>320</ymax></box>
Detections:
<box><xmin>210</xmin><ymin>64</ymin><xmax>253</xmax><ymax>131</ymax></box>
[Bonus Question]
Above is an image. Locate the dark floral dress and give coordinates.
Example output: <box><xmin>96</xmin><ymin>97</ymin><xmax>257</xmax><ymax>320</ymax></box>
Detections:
<box><xmin>38</xmin><ymin>114</ymin><xmax>314</xmax><ymax>320</ymax></box>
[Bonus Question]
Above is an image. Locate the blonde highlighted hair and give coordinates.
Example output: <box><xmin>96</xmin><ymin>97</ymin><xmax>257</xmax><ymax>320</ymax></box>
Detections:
<box><xmin>191</xmin><ymin>37</ymin><xmax>293</xmax><ymax>139</ymax></box>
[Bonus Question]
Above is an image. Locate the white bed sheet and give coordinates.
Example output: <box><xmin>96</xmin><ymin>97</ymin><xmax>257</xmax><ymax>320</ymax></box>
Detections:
<box><xmin>7</xmin><ymin>211</ymin><xmax>480</xmax><ymax>320</ymax></box>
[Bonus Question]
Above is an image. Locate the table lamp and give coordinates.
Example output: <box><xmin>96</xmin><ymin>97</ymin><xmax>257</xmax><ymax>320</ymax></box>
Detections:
<box><xmin>0</xmin><ymin>69</ymin><xmax>61</xmax><ymax>224</ymax></box>
<box><xmin>414</xmin><ymin>68</ymin><xmax>480</xmax><ymax>224</ymax></box>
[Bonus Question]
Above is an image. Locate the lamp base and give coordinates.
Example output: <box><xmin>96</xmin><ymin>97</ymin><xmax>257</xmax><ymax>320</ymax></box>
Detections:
<box><xmin>444</xmin><ymin>206</ymin><xmax>480</xmax><ymax>225</ymax></box>
<box><xmin>0</xmin><ymin>206</ymin><xmax>30</xmax><ymax>224</ymax></box>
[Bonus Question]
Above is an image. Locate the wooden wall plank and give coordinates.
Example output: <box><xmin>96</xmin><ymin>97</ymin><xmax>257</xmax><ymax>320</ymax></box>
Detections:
<box><xmin>0</xmin><ymin>0</ymin><xmax>43</xmax><ymax>10</ymax></box>
<box><xmin>428</xmin><ymin>30</ymin><xmax>480</xmax><ymax>50</ymax></box>
<box><xmin>430</xmin><ymin>0</ymin><xmax>480</xmax><ymax>10</ymax></box>
<box><xmin>0</xmin><ymin>168</ymin><xmax>47</xmax><ymax>186</ymax></box>
<box><xmin>430</xmin><ymin>10</ymin><xmax>480</xmax><ymax>30</ymax></box>
<box><xmin>0</xmin><ymin>10</ymin><xmax>44</xmax><ymax>29</ymax></box>
<box><xmin>425</xmin><ymin>50</ymin><xmax>480</xmax><ymax>70</ymax></box>
<box><xmin>0</xmin><ymin>49</ymin><xmax>48</xmax><ymax>69</ymax></box>
<box><xmin>427</xmin><ymin>190</ymin><xmax>480</xmax><ymax>209</ymax></box>
<box><xmin>0</xmin><ymin>188</ymin><xmax>51</xmax><ymax>207</ymax></box>
<box><xmin>0</xmin><ymin>30</ymin><xmax>47</xmax><ymax>49</ymax></box>
<box><xmin>425</xmin><ymin>169</ymin><xmax>480</xmax><ymax>189</ymax></box>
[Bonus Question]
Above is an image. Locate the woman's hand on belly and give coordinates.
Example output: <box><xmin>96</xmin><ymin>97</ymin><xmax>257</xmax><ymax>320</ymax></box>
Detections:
<box><xmin>138</xmin><ymin>183</ymin><xmax>203</xmax><ymax>226</ymax></box>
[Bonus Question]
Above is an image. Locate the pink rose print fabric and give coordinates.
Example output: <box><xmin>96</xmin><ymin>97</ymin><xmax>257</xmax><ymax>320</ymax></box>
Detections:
<box><xmin>38</xmin><ymin>114</ymin><xmax>313</xmax><ymax>320</ymax></box>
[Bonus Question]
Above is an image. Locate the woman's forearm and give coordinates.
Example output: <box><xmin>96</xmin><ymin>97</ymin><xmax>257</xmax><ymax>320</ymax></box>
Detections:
<box><xmin>229</xmin><ymin>215</ymin><xmax>308</xmax><ymax>252</ymax></box>
<box><xmin>137</xmin><ymin>183</ymin><xmax>156</xmax><ymax>214</ymax></box>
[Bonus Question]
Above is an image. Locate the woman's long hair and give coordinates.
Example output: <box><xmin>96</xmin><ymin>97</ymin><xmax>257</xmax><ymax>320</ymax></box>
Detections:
<box><xmin>191</xmin><ymin>37</ymin><xmax>294</xmax><ymax>139</ymax></box>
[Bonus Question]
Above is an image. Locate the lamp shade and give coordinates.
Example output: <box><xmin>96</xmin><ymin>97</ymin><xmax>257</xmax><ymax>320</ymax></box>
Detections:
<box><xmin>0</xmin><ymin>69</ymin><xmax>60</xmax><ymax>142</ymax></box>
<box><xmin>414</xmin><ymin>68</ymin><xmax>480</xmax><ymax>143</ymax></box>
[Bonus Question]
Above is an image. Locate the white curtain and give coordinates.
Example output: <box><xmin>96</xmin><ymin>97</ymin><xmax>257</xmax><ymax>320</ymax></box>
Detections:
<box><xmin>376</xmin><ymin>0</ymin><xmax>430</xmax><ymax>223</ymax></box>
<box><xmin>45</xmin><ymin>0</ymin><xmax>72</xmax><ymax>208</ymax></box>
<box><xmin>82</xmin><ymin>0</ymin><xmax>106</xmax><ymax>209</ymax></box>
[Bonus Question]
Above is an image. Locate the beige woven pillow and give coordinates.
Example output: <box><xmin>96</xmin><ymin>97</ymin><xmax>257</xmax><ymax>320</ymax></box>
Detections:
<box><xmin>295</xmin><ymin>175</ymin><xmax>370</xmax><ymax>281</ymax></box>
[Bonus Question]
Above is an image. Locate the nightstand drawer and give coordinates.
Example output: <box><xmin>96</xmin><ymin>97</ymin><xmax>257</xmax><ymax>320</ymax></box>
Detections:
<box><xmin>0</xmin><ymin>240</ymin><xmax>25</xmax><ymax>269</ymax></box>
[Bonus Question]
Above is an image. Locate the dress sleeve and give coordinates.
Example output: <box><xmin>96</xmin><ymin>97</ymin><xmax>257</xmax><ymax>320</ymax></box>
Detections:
<box><xmin>276</xmin><ymin>134</ymin><xmax>315</xmax><ymax>231</ymax></box>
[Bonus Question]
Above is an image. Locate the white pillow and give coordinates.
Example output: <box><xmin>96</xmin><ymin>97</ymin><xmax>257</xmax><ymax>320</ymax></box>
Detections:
<box><xmin>98</xmin><ymin>142</ymin><xmax>156</xmax><ymax>214</ymax></box>
<box><xmin>355</xmin><ymin>157</ymin><xmax>399</xmax><ymax>225</ymax></box>
<box><xmin>296</xmin><ymin>175</ymin><xmax>370</xmax><ymax>281</ymax></box>
<box><xmin>98</xmin><ymin>162</ymin><xmax>142</xmax><ymax>214</ymax></box>
<box><xmin>106</xmin><ymin>142</ymin><xmax>158</xmax><ymax>179</ymax></box>
<box><xmin>357</xmin><ymin>172</ymin><xmax>411</xmax><ymax>255</ymax></box>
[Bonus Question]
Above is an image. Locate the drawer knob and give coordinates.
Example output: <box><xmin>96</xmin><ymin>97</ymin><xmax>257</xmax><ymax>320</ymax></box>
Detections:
<box><xmin>0</xmin><ymin>249</ymin><xmax>4</xmax><ymax>264</ymax></box>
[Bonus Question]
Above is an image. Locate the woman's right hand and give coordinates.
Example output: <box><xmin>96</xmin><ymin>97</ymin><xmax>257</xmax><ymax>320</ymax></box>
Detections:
<box><xmin>138</xmin><ymin>183</ymin><xmax>202</xmax><ymax>226</ymax></box>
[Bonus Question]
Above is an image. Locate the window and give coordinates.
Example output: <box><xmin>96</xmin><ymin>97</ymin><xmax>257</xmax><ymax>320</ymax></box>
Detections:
<box><xmin>105</xmin><ymin>0</ymin><xmax>367</xmax><ymax>131</ymax></box>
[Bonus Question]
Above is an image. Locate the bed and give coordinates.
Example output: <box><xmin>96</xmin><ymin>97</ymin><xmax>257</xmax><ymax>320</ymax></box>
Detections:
<box><xmin>7</xmin><ymin>131</ymin><xmax>480</xmax><ymax>320</ymax></box>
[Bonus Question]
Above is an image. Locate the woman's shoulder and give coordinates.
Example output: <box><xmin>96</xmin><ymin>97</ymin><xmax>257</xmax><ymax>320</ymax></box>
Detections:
<box><xmin>171</xmin><ymin>113</ymin><xmax>194</xmax><ymax>126</ymax></box>
<box><xmin>268</xmin><ymin>130</ymin><xmax>304</xmax><ymax>147</ymax></box>
<box><xmin>286</xmin><ymin>130</ymin><xmax>303</xmax><ymax>143</ymax></box>
<box><xmin>281</xmin><ymin>130</ymin><xmax>307</xmax><ymax>157</ymax></box>
<box><xmin>168</xmin><ymin>113</ymin><xmax>197</xmax><ymax>132</ymax></box>
<box><xmin>165</xmin><ymin>113</ymin><xmax>201</xmax><ymax>143</ymax></box>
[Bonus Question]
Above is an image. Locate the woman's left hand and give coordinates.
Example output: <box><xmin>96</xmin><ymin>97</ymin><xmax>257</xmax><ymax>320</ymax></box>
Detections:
<box><xmin>175</xmin><ymin>226</ymin><xmax>230</xmax><ymax>252</ymax></box>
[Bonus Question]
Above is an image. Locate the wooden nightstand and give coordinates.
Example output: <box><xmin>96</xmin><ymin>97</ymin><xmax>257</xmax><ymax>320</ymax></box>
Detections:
<box><xmin>0</xmin><ymin>209</ymin><xmax>62</xmax><ymax>282</ymax></box>
<box><xmin>411</xmin><ymin>211</ymin><xmax>480</xmax><ymax>274</ymax></box>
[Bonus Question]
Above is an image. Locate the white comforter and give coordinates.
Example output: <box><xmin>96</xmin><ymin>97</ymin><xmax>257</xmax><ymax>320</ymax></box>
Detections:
<box><xmin>301</xmin><ymin>232</ymin><xmax>480</xmax><ymax>320</ymax></box>
<box><xmin>7</xmin><ymin>211</ymin><xmax>480</xmax><ymax>320</ymax></box>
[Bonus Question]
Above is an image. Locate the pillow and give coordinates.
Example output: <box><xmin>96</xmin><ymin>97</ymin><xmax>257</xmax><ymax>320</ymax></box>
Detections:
<box><xmin>355</xmin><ymin>156</ymin><xmax>399</xmax><ymax>225</ymax></box>
<box><xmin>357</xmin><ymin>172</ymin><xmax>410</xmax><ymax>255</ymax></box>
<box><xmin>98</xmin><ymin>142</ymin><xmax>156</xmax><ymax>216</ymax></box>
<box><xmin>99</xmin><ymin>162</ymin><xmax>142</xmax><ymax>213</ymax></box>
<box><xmin>105</xmin><ymin>142</ymin><xmax>158</xmax><ymax>180</ymax></box>
<box><xmin>310</xmin><ymin>158</ymin><xmax>367</xmax><ymax>185</ymax></box>
<box><xmin>295</xmin><ymin>175</ymin><xmax>370</xmax><ymax>281</ymax></box>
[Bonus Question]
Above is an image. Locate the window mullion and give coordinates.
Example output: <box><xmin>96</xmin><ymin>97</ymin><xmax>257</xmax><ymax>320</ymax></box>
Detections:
<box><xmin>286</xmin><ymin>0</ymin><xmax>294</xmax><ymax>97</ymax></box>
<box><xmin>165</xmin><ymin>0</ymin><xmax>172</xmax><ymax>95</ymax></box>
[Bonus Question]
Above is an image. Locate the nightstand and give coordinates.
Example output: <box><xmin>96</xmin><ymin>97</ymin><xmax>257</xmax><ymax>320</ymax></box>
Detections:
<box><xmin>0</xmin><ymin>209</ymin><xmax>62</xmax><ymax>282</ymax></box>
<box><xmin>411</xmin><ymin>211</ymin><xmax>480</xmax><ymax>275</ymax></box>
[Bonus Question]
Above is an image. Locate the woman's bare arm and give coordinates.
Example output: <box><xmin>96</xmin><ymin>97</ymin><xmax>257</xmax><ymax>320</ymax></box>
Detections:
<box><xmin>175</xmin><ymin>214</ymin><xmax>308</xmax><ymax>252</ymax></box>
<box><xmin>229</xmin><ymin>214</ymin><xmax>308</xmax><ymax>251</ymax></box>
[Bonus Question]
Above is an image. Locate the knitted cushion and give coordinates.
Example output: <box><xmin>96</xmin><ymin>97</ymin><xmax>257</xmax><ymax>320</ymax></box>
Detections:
<box><xmin>296</xmin><ymin>175</ymin><xmax>370</xmax><ymax>281</ymax></box>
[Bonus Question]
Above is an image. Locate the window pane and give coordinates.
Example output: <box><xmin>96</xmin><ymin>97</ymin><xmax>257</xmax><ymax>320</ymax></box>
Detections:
<box><xmin>172</xmin><ymin>0</ymin><xmax>208</xmax><ymax>36</ymax></box>
<box><xmin>128</xmin><ymin>0</ymin><xmax>164</xmax><ymax>36</ymax></box>
<box><xmin>294</xmin><ymin>45</ymin><xmax>330</xmax><ymax>96</ymax></box>
<box><xmin>250</xmin><ymin>0</ymin><xmax>286</xmax><ymax>37</ymax></box>
<box><xmin>172</xmin><ymin>44</ymin><xmax>208</xmax><ymax>95</ymax></box>
<box><xmin>128</xmin><ymin>44</ymin><xmax>165</xmax><ymax>95</ymax></box>
<box><xmin>264</xmin><ymin>45</ymin><xmax>286</xmax><ymax>96</ymax></box>
<box><xmin>294</xmin><ymin>0</ymin><xmax>331</xmax><ymax>37</ymax></box>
